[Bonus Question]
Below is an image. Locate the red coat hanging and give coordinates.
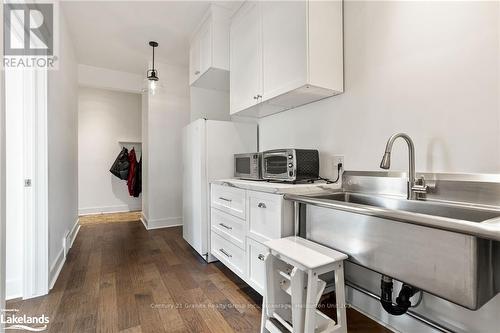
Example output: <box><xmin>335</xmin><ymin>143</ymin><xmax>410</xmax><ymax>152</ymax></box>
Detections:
<box><xmin>127</xmin><ymin>148</ymin><xmax>137</xmax><ymax>196</ymax></box>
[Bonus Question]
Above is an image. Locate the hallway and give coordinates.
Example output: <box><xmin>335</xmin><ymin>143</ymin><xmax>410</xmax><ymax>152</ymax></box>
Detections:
<box><xmin>7</xmin><ymin>217</ymin><xmax>390</xmax><ymax>333</ymax></box>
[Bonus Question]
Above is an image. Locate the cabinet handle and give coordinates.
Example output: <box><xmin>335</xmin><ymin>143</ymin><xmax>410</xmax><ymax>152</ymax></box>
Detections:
<box><xmin>219</xmin><ymin>248</ymin><xmax>232</xmax><ymax>258</ymax></box>
<box><xmin>219</xmin><ymin>197</ymin><xmax>232</xmax><ymax>202</ymax></box>
<box><xmin>219</xmin><ymin>223</ymin><xmax>232</xmax><ymax>230</ymax></box>
<box><xmin>194</xmin><ymin>70</ymin><xmax>200</xmax><ymax>75</ymax></box>
<box><xmin>258</xmin><ymin>254</ymin><xmax>265</xmax><ymax>261</ymax></box>
<box><xmin>256</xmin><ymin>94</ymin><xmax>262</xmax><ymax>99</ymax></box>
<box><xmin>258</xmin><ymin>202</ymin><xmax>267</xmax><ymax>208</ymax></box>
<box><xmin>253</xmin><ymin>95</ymin><xmax>258</xmax><ymax>100</ymax></box>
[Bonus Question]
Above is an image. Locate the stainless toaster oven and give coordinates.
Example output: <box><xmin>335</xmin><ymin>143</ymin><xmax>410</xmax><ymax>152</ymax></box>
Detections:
<box><xmin>261</xmin><ymin>149</ymin><xmax>319</xmax><ymax>182</ymax></box>
<box><xmin>234</xmin><ymin>153</ymin><xmax>262</xmax><ymax>180</ymax></box>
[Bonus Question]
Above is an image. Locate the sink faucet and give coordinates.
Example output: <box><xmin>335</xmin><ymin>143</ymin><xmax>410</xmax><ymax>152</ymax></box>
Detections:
<box><xmin>380</xmin><ymin>133</ymin><xmax>427</xmax><ymax>200</ymax></box>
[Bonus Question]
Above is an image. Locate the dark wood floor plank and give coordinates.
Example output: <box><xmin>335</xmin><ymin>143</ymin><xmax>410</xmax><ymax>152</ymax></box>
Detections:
<box><xmin>97</xmin><ymin>272</ymin><xmax>119</xmax><ymax>333</ymax></box>
<box><xmin>5</xmin><ymin>215</ymin><xmax>391</xmax><ymax>333</ymax></box>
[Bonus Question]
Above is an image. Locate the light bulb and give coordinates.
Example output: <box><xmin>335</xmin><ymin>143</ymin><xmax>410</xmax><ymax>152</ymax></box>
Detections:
<box><xmin>149</xmin><ymin>80</ymin><xmax>157</xmax><ymax>95</ymax></box>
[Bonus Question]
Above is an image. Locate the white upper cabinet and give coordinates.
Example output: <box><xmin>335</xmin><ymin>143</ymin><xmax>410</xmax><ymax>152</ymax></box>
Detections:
<box><xmin>230</xmin><ymin>1</ymin><xmax>262</xmax><ymax>114</ymax></box>
<box><xmin>230</xmin><ymin>0</ymin><xmax>344</xmax><ymax>117</ymax></box>
<box><xmin>189</xmin><ymin>4</ymin><xmax>231</xmax><ymax>91</ymax></box>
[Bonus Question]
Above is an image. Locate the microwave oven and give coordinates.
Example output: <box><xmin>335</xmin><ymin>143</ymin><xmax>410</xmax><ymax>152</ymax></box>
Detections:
<box><xmin>234</xmin><ymin>153</ymin><xmax>262</xmax><ymax>180</ymax></box>
<box><xmin>261</xmin><ymin>149</ymin><xmax>319</xmax><ymax>182</ymax></box>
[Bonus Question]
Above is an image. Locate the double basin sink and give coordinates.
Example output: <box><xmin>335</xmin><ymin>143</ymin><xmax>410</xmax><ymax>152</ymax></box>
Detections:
<box><xmin>285</xmin><ymin>171</ymin><xmax>500</xmax><ymax>310</ymax></box>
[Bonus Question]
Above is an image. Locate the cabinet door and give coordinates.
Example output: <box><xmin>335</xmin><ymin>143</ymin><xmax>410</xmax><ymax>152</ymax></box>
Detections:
<box><xmin>247</xmin><ymin>191</ymin><xmax>282</xmax><ymax>243</ymax></box>
<box><xmin>198</xmin><ymin>17</ymin><xmax>212</xmax><ymax>76</ymax></box>
<box><xmin>262</xmin><ymin>1</ymin><xmax>307</xmax><ymax>101</ymax></box>
<box><xmin>230</xmin><ymin>1</ymin><xmax>262</xmax><ymax>114</ymax></box>
<box><xmin>247</xmin><ymin>237</ymin><xmax>268</xmax><ymax>295</ymax></box>
<box><xmin>189</xmin><ymin>37</ymin><xmax>201</xmax><ymax>85</ymax></box>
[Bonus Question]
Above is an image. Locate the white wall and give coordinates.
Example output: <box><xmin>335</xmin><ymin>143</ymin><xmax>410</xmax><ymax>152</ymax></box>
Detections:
<box><xmin>190</xmin><ymin>86</ymin><xmax>230</xmax><ymax>121</ymax></box>
<box><xmin>142</xmin><ymin>63</ymin><xmax>190</xmax><ymax>229</ymax></box>
<box><xmin>260</xmin><ymin>1</ymin><xmax>500</xmax><ymax>177</ymax></box>
<box><xmin>78</xmin><ymin>87</ymin><xmax>142</xmax><ymax>215</ymax></box>
<box><xmin>78</xmin><ymin>64</ymin><xmax>143</xmax><ymax>94</ymax></box>
<box><xmin>47</xmin><ymin>8</ymin><xmax>78</xmax><ymax>281</ymax></box>
<box><xmin>258</xmin><ymin>1</ymin><xmax>500</xmax><ymax>332</ymax></box>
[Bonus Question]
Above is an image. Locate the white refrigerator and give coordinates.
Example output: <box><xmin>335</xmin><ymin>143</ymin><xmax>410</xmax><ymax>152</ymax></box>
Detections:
<box><xmin>182</xmin><ymin>119</ymin><xmax>257</xmax><ymax>262</ymax></box>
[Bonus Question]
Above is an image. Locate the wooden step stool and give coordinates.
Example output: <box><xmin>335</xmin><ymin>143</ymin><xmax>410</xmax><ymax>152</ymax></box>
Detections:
<box><xmin>260</xmin><ymin>236</ymin><xmax>348</xmax><ymax>333</ymax></box>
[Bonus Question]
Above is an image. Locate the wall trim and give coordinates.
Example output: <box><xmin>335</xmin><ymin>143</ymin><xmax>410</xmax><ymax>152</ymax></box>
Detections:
<box><xmin>49</xmin><ymin>248</ymin><xmax>65</xmax><ymax>290</ymax></box>
<box><xmin>65</xmin><ymin>218</ymin><xmax>80</xmax><ymax>256</ymax></box>
<box><xmin>78</xmin><ymin>204</ymin><xmax>142</xmax><ymax>216</ymax></box>
<box><xmin>140</xmin><ymin>216</ymin><xmax>182</xmax><ymax>230</ymax></box>
<box><xmin>50</xmin><ymin>218</ymin><xmax>80</xmax><ymax>290</ymax></box>
<box><xmin>140</xmin><ymin>213</ymin><xmax>148</xmax><ymax>230</ymax></box>
<box><xmin>5</xmin><ymin>279</ymin><xmax>22</xmax><ymax>301</ymax></box>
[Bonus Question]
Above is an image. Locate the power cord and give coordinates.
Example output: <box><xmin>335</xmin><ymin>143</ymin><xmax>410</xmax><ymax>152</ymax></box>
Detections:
<box><xmin>319</xmin><ymin>162</ymin><xmax>343</xmax><ymax>184</ymax></box>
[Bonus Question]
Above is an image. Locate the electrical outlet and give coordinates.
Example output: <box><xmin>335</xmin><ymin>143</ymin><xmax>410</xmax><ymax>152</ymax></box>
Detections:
<box><xmin>332</xmin><ymin>155</ymin><xmax>344</xmax><ymax>169</ymax></box>
<box><xmin>332</xmin><ymin>155</ymin><xmax>344</xmax><ymax>181</ymax></box>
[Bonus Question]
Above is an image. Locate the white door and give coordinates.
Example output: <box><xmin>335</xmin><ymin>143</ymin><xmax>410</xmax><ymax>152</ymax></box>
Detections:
<box><xmin>182</xmin><ymin>120</ymin><xmax>206</xmax><ymax>256</ymax></box>
<box><xmin>230</xmin><ymin>1</ymin><xmax>262</xmax><ymax>114</ymax></box>
<box><xmin>262</xmin><ymin>1</ymin><xmax>307</xmax><ymax>101</ymax></box>
<box><xmin>5</xmin><ymin>68</ymin><xmax>25</xmax><ymax>300</ymax></box>
<box><xmin>5</xmin><ymin>67</ymin><xmax>49</xmax><ymax>300</ymax></box>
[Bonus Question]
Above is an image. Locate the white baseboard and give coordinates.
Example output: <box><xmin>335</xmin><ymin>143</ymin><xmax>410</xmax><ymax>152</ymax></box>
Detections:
<box><xmin>140</xmin><ymin>213</ymin><xmax>148</xmax><ymax>229</ymax></box>
<box><xmin>49</xmin><ymin>248</ymin><xmax>65</xmax><ymax>290</ymax></box>
<box><xmin>140</xmin><ymin>215</ymin><xmax>182</xmax><ymax>230</ymax></box>
<box><xmin>6</xmin><ymin>278</ymin><xmax>22</xmax><ymax>300</ymax></box>
<box><xmin>50</xmin><ymin>218</ymin><xmax>80</xmax><ymax>290</ymax></box>
<box><xmin>78</xmin><ymin>203</ymin><xmax>141</xmax><ymax>216</ymax></box>
<box><xmin>65</xmin><ymin>218</ymin><xmax>80</xmax><ymax>256</ymax></box>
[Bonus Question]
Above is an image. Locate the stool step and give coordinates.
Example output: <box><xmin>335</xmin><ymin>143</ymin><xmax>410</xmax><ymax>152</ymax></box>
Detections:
<box><xmin>265</xmin><ymin>318</ymin><xmax>290</xmax><ymax>333</ymax></box>
<box><xmin>265</xmin><ymin>237</ymin><xmax>348</xmax><ymax>271</ymax></box>
<box><xmin>265</xmin><ymin>311</ymin><xmax>337</xmax><ymax>333</ymax></box>
<box><xmin>279</xmin><ymin>274</ymin><xmax>326</xmax><ymax>305</ymax></box>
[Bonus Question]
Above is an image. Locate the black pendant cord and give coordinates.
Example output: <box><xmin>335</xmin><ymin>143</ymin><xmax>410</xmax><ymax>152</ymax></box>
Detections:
<box><xmin>152</xmin><ymin>45</ymin><xmax>155</xmax><ymax>71</ymax></box>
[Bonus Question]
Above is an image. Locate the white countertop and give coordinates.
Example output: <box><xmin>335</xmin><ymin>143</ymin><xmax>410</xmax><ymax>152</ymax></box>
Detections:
<box><xmin>211</xmin><ymin>178</ymin><xmax>341</xmax><ymax>195</ymax></box>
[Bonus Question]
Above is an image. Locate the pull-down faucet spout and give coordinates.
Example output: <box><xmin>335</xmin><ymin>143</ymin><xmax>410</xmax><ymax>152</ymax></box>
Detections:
<box><xmin>380</xmin><ymin>133</ymin><xmax>427</xmax><ymax>200</ymax></box>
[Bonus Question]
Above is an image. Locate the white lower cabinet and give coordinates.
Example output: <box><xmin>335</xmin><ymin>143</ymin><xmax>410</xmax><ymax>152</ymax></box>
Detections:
<box><xmin>248</xmin><ymin>191</ymin><xmax>283</xmax><ymax>242</ymax></box>
<box><xmin>246</xmin><ymin>237</ymin><xmax>268</xmax><ymax>295</ymax></box>
<box><xmin>211</xmin><ymin>208</ymin><xmax>246</xmax><ymax>250</ymax></box>
<box><xmin>211</xmin><ymin>231</ymin><xmax>245</xmax><ymax>277</ymax></box>
<box><xmin>210</xmin><ymin>184</ymin><xmax>294</xmax><ymax>295</ymax></box>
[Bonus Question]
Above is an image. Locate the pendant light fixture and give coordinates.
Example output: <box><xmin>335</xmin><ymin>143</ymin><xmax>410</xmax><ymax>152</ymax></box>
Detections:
<box><xmin>143</xmin><ymin>41</ymin><xmax>162</xmax><ymax>95</ymax></box>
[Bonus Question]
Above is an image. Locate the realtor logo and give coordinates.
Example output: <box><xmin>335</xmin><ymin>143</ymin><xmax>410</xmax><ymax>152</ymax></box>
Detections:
<box><xmin>4</xmin><ymin>3</ymin><xmax>53</xmax><ymax>56</ymax></box>
<box><xmin>3</xmin><ymin>1</ymin><xmax>58</xmax><ymax>69</ymax></box>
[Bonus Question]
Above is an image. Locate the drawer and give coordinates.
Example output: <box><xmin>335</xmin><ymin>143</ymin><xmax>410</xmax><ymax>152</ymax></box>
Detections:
<box><xmin>211</xmin><ymin>208</ymin><xmax>246</xmax><ymax>250</ymax></box>
<box><xmin>248</xmin><ymin>191</ymin><xmax>283</xmax><ymax>242</ymax></box>
<box><xmin>211</xmin><ymin>184</ymin><xmax>246</xmax><ymax>219</ymax></box>
<box><xmin>211</xmin><ymin>231</ymin><xmax>245</xmax><ymax>278</ymax></box>
<box><xmin>247</xmin><ymin>237</ymin><xmax>268</xmax><ymax>295</ymax></box>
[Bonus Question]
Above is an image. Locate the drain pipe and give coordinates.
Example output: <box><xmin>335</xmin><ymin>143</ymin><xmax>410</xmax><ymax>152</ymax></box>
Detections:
<box><xmin>380</xmin><ymin>275</ymin><xmax>419</xmax><ymax>315</ymax></box>
<box><xmin>345</xmin><ymin>280</ymin><xmax>456</xmax><ymax>333</ymax></box>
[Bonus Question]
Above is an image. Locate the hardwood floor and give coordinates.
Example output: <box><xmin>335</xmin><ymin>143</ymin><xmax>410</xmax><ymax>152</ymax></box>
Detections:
<box><xmin>7</xmin><ymin>214</ymin><xmax>391</xmax><ymax>333</ymax></box>
<box><xmin>79</xmin><ymin>211</ymin><xmax>142</xmax><ymax>225</ymax></box>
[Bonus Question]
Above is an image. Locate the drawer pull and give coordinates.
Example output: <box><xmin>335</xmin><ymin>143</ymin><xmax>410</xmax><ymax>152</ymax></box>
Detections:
<box><xmin>219</xmin><ymin>197</ymin><xmax>232</xmax><ymax>203</ymax></box>
<box><xmin>219</xmin><ymin>223</ymin><xmax>232</xmax><ymax>230</ymax></box>
<box><xmin>219</xmin><ymin>248</ymin><xmax>232</xmax><ymax>258</ymax></box>
<box><xmin>258</xmin><ymin>254</ymin><xmax>265</xmax><ymax>261</ymax></box>
<box><xmin>258</xmin><ymin>202</ymin><xmax>267</xmax><ymax>208</ymax></box>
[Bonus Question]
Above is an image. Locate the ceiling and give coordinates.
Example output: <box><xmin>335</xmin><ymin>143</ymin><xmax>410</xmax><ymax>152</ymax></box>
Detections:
<box><xmin>62</xmin><ymin>1</ymin><xmax>239</xmax><ymax>74</ymax></box>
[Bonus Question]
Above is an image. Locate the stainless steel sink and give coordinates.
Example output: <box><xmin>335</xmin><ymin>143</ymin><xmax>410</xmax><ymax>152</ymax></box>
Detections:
<box><xmin>313</xmin><ymin>192</ymin><xmax>500</xmax><ymax>223</ymax></box>
<box><xmin>285</xmin><ymin>171</ymin><xmax>500</xmax><ymax>310</ymax></box>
